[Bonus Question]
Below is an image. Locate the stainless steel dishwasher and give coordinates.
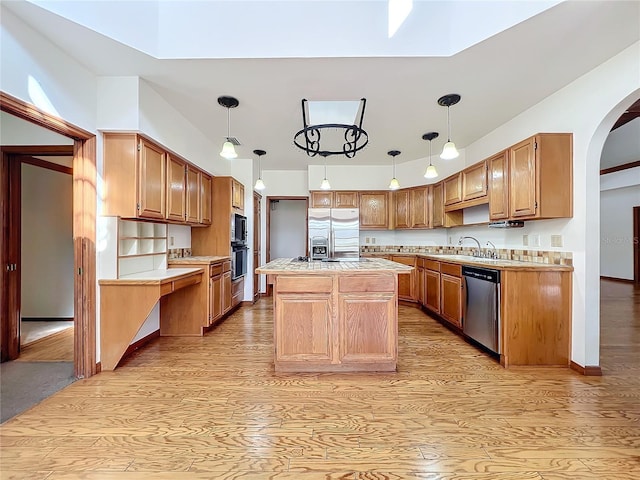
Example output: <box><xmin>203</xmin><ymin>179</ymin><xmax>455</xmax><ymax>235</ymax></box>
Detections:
<box><xmin>462</xmin><ymin>265</ymin><xmax>501</xmax><ymax>354</ymax></box>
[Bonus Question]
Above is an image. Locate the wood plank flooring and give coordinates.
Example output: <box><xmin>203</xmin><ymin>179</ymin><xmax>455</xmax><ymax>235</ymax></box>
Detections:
<box><xmin>15</xmin><ymin>328</ymin><xmax>74</xmax><ymax>362</ymax></box>
<box><xmin>1</xmin><ymin>279</ymin><xmax>639</xmax><ymax>479</ymax></box>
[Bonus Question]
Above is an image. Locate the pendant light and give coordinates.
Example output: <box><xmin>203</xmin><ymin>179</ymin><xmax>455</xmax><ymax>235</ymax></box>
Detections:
<box><xmin>388</xmin><ymin>150</ymin><xmax>401</xmax><ymax>190</ymax></box>
<box><xmin>218</xmin><ymin>96</ymin><xmax>239</xmax><ymax>159</ymax></box>
<box><xmin>320</xmin><ymin>152</ymin><xmax>331</xmax><ymax>190</ymax></box>
<box><xmin>253</xmin><ymin>149</ymin><xmax>266</xmax><ymax>191</ymax></box>
<box><xmin>438</xmin><ymin>94</ymin><xmax>461</xmax><ymax>160</ymax></box>
<box><xmin>422</xmin><ymin>132</ymin><xmax>439</xmax><ymax>179</ymax></box>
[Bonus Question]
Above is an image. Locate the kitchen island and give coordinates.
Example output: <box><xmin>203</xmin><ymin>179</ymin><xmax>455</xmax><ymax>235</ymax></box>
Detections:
<box><xmin>256</xmin><ymin>257</ymin><xmax>413</xmax><ymax>373</ymax></box>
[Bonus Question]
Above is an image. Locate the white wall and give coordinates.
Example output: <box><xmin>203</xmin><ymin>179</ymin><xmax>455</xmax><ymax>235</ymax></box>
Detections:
<box><xmin>270</xmin><ymin>199</ymin><xmax>308</xmax><ymax>260</ymax></box>
<box><xmin>600</xmin><ymin>166</ymin><xmax>640</xmax><ymax>280</ymax></box>
<box><xmin>601</xmin><ymin>118</ymin><xmax>640</xmax><ymax>169</ymax></box>
<box><xmin>21</xmin><ymin>163</ymin><xmax>74</xmax><ymax>318</ymax></box>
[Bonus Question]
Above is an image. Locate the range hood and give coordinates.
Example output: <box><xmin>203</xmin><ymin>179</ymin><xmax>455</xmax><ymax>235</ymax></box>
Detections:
<box><xmin>488</xmin><ymin>220</ymin><xmax>525</xmax><ymax>228</ymax></box>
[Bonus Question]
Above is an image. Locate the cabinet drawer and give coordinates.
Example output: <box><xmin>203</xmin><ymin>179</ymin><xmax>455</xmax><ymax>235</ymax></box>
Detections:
<box><xmin>440</xmin><ymin>262</ymin><xmax>461</xmax><ymax>277</ymax></box>
<box><xmin>174</xmin><ymin>273</ymin><xmax>202</xmax><ymax>291</ymax></box>
<box><xmin>222</xmin><ymin>260</ymin><xmax>232</xmax><ymax>273</ymax></box>
<box><xmin>424</xmin><ymin>259</ymin><xmax>441</xmax><ymax>271</ymax></box>
<box><xmin>339</xmin><ymin>275</ymin><xmax>394</xmax><ymax>293</ymax></box>
<box><xmin>416</xmin><ymin>257</ymin><xmax>426</xmax><ymax>269</ymax></box>
<box><xmin>210</xmin><ymin>263</ymin><xmax>224</xmax><ymax>277</ymax></box>
<box><xmin>277</xmin><ymin>276</ymin><xmax>332</xmax><ymax>293</ymax></box>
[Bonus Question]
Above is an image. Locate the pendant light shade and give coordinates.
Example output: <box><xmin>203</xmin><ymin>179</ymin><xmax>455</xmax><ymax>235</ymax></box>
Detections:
<box><xmin>253</xmin><ymin>149</ymin><xmax>266</xmax><ymax>191</ymax></box>
<box><xmin>221</xmin><ymin>140</ymin><xmax>238</xmax><ymax>159</ymax></box>
<box><xmin>320</xmin><ymin>152</ymin><xmax>331</xmax><ymax>190</ymax></box>
<box><xmin>218</xmin><ymin>96</ymin><xmax>239</xmax><ymax>159</ymax></box>
<box><xmin>438</xmin><ymin>94</ymin><xmax>460</xmax><ymax>160</ymax></box>
<box><xmin>422</xmin><ymin>131</ymin><xmax>439</xmax><ymax>179</ymax></box>
<box><xmin>387</xmin><ymin>150</ymin><xmax>401</xmax><ymax>190</ymax></box>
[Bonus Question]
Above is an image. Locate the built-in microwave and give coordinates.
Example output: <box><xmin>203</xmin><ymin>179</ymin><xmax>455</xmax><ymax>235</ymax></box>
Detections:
<box><xmin>231</xmin><ymin>213</ymin><xmax>248</xmax><ymax>245</ymax></box>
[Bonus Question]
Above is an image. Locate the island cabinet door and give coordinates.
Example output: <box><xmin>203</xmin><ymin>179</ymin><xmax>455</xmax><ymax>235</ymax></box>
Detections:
<box><xmin>337</xmin><ymin>293</ymin><xmax>397</xmax><ymax>364</ymax></box>
<box><xmin>274</xmin><ymin>293</ymin><xmax>333</xmax><ymax>363</ymax></box>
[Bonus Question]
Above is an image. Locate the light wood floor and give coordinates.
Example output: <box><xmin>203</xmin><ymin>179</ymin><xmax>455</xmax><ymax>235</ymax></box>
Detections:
<box><xmin>16</xmin><ymin>328</ymin><xmax>74</xmax><ymax>362</ymax></box>
<box><xmin>1</xmin><ymin>280</ymin><xmax>638</xmax><ymax>479</ymax></box>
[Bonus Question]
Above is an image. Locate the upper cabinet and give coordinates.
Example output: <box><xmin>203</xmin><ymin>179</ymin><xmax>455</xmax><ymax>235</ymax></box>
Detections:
<box><xmin>509</xmin><ymin>133</ymin><xmax>572</xmax><ymax>220</ymax></box>
<box><xmin>103</xmin><ymin>133</ymin><xmax>166</xmax><ymax>220</ymax></box>
<box><xmin>393</xmin><ymin>190</ymin><xmax>411</xmax><ymax>229</ymax></box>
<box><xmin>103</xmin><ymin>132</ymin><xmax>212</xmax><ymax>226</ymax></box>
<box><xmin>232</xmin><ymin>178</ymin><xmax>245</xmax><ymax>213</ymax></box>
<box><xmin>488</xmin><ymin>151</ymin><xmax>509</xmax><ymax>220</ymax></box>
<box><xmin>410</xmin><ymin>186</ymin><xmax>430</xmax><ymax>229</ymax></box>
<box><xmin>461</xmin><ymin>160</ymin><xmax>488</xmax><ymax>202</ymax></box>
<box><xmin>200</xmin><ymin>173</ymin><xmax>212</xmax><ymax>225</ymax></box>
<box><xmin>310</xmin><ymin>191</ymin><xmax>359</xmax><ymax>208</ymax></box>
<box><xmin>443</xmin><ymin>174</ymin><xmax>462</xmax><ymax>206</ymax></box>
<box><xmin>359</xmin><ymin>191</ymin><xmax>390</xmax><ymax>229</ymax></box>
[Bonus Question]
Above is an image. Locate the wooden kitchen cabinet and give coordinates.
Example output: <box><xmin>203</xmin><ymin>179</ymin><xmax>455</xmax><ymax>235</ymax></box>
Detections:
<box><xmin>232</xmin><ymin>178</ymin><xmax>245</xmax><ymax>212</ymax></box>
<box><xmin>200</xmin><ymin>173</ymin><xmax>212</xmax><ymax>225</ymax></box>
<box><xmin>391</xmin><ymin>255</ymin><xmax>416</xmax><ymax>302</ymax></box>
<box><xmin>431</xmin><ymin>182</ymin><xmax>463</xmax><ymax>228</ymax></box>
<box><xmin>222</xmin><ymin>270</ymin><xmax>232</xmax><ymax>314</ymax></box>
<box><xmin>488</xmin><ymin>150</ymin><xmax>509</xmax><ymax>220</ymax></box>
<box><xmin>509</xmin><ymin>133</ymin><xmax>572</xmax><ymax>219</ymax></box>
<box><xmin>424</xmin><ymin>267</ymin><xmax>441</xmax><ymax>314</ymax></box>
<box><xmin>163</xmin><ymin>258</ymin><xmax>231</xmax><ymax>334</ymax></box>
<box><xmin>440</xmin><ymin>263</ymin><xmax>463</xmax><ymax>328</ymax></box>
<box><xmin>192</xmin><ymin>176</ymin><xmax>245</xmax><ymax>256</ymax></box>
<box><xmin>443</xmin><ymin>173</ymin><xmax>462</xmax><ymax>206</ymax></box>
<box><xmin>393</xmin><ymin>190</ymin><xmax>411</xmax><ymax>229</ymax></box>
<box><xmin>103</xmin><ymin>133</ymin><xmax>166</xmax><ymax>220</ymax></box>
<box><xmin>232</xmin><ymin>277</ymin><xmax>244</xmax><ymax>307</ymax></box>
<box><xmin>310</xmin><ymin>191</ymin><xmax>333</xmax><ymax>208</ymax></box>
<box><xmin>334</xmin><ymin>191</ymin><xmax>359</xmax><ymax>208</ymax></box>
<box><xmin>359</xmin><ymin>191</ymin><xmax>390</xmax><ymax>229</ymax></box>
<box><xmin>461</xmin><ymin>160</ymin><xmax>488</xmax><ymax>202</ymax></box>
<box><xmin>309</xmin><ymin>190</ymin><xmax>359</xmax><ymax>208</ymax></box>
<box><xmin>416</xmin><ymin>259</ymin><xmax>425</xmax><ymax>306</ymax></box>
<box><xmin>185</xmin><ymin>164</ymin><xmax>199</xmax><ymax>224</ymax></box>
<box><xmin>166</xmin><ymin>154</ymin><xmax>187</xmax><ymax>222</ymax></box>
<box><xmin>411</xmin><ymin>186</ymin><xmax>431</xmax><ymax>229</ymax></box>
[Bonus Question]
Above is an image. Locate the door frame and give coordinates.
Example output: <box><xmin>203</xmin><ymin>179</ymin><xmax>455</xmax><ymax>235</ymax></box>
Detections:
<box><xmin>634</xmin><ymin>206</ymin><xmax>639</xmax><ymax>284</ymax></box>
<box><xmin>265</xmin><ymin>196</ymin><xmax>309</xmax><ymax>296</ymax></box>
<box><xmin>0</xmin><ymin>92</ymin><xmax>97</xmax><ymax>378</ymax></box>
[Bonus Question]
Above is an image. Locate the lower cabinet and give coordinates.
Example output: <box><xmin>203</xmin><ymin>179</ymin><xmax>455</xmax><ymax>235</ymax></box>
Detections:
<box><xmin>231</xmin><ymin>277</ymin><xmax>244</xmax><ymax>307</ymax></box>
<box><xmin>211</xmin><ymin>272</ymin><xmax>223</xmax><ymax>323</ymax></box>
<box><xmin>338</xmin><ymin>292</ymin><xmax>396</xmax><ymax>364</ymax></box>
<box><xmin>391</xmin><ymin>255</ymin><xmax>416</xmax><ymax>302</ymax></box>
<box><xmin>222</xmin><ymin>271</ymin><xmax>232</xmax><ymax>314</ymax></box>
<box><xmin>275</xmin><ymin>293</ymin><xmax>333</xmax><ymax>363</ymax></box>
<box><xmin>440</xmin><ymin>262</ymin><xmax>463</xmax><ymax>328</ymax></box>
<box><xmin>424</xmin><ymin>268</ymin><xmax>441</xmax><ymax>314</ymax></box>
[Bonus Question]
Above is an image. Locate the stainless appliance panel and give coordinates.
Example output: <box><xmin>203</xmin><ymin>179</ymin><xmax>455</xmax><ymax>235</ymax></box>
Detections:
<box><xmin>462</xmin><ymin>266</ymin><xmax>501</xmax><ymax>354</ymax></box>
<box><xmin>308</xmin><ymin>208</ymin><xmax>331</xmax><ymax>260</ymax></box>
<box><xmin>330</xmin><ymin>208</ymin><xmax>359</xmax><ymax>260</ymax></box>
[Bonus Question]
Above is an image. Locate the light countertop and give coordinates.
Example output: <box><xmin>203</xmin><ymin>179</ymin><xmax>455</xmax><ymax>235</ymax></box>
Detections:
<box><xmin>99</xmin><ymin>267</ymin><xmax>204</xmax><ymax>285</ymax></box>
<box><xmin>364</xmin><ymin>252</ymin><xmax>573</xmax><ymax>271</ymax></box>
<box><xmin>168</xmin><ymin>256</ymin><xmax>230</xmax><ymax>264</ymax></box>
<box><xmin>255</xmin><ymin>257</ymin><xmax>413</xmax><ymax>275</ymax></box>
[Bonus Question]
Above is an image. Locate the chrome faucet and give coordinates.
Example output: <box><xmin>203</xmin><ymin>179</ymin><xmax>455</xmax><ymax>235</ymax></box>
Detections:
<box><xmin>458</xmin><ymin>236</ymin><xmax>481</xmax><ymax>257</ymax></box>
<box><xmin>486</xmin><ymin>240</ymin><xmax>498</xmax><ymax>259</ymax></box>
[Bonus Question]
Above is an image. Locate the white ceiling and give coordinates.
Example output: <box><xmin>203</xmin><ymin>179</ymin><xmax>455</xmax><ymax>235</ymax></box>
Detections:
<box><xmin>3</xmin><ymin>0</ymin><xmax>640</xmax><ymax>170</ymax></box>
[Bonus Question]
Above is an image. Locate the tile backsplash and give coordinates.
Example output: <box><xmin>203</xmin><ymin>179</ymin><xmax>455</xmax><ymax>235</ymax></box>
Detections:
<box><xmin>168</xmin><ymin>248</ymin><xmax>192</xmax><ymax>259</ymax></box>
<box><xmin>360</xmin><ymin>245</ymin><xmax>572</xmax><ymax>266</ymax></box>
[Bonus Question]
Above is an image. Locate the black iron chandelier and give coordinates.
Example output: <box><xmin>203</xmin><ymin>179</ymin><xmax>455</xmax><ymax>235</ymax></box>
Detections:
<box><xmin>293</xmin><ymin>98</ymin><xmax>369</xmax><ymax>158</ymax></box>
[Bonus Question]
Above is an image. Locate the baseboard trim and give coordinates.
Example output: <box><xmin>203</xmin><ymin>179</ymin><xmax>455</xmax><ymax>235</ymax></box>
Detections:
<box><xmin>570</xmin><ymin>361</ymin><xmax>603</xmax><ymax>376</ymax></box>
<box><xmin>118</xmin><ymin>330</ymin><xmax>160</xmax><ymax>366</ymax></box>
<box><xmin>95</xmin><ymin>361</ymin><xmax>102</xmax><ymax>373</ymax></box>
<box><xmin>21</xmin><ymin>317</ymin><xmax>74</xmax><ymax>322</ymax></box>
<box><xmin>600</xmin><ymin>276</ymin><xmax>634</xmax><ymax>284</ymax></box>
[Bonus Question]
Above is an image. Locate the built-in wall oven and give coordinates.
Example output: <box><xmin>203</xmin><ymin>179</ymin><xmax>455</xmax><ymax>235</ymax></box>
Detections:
<box><xmin>231</xmin><ymin>244</ymin><xmax>248</xmax><ymax>280</ymax></box>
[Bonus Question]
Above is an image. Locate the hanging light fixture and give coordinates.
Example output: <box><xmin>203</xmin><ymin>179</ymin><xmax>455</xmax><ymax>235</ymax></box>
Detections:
<box><xmin>218</xmin><ymin>96</ymin><xmax>239</xmax><ymax>159</ymax></box>
<box><xmin>422</xmin><ymin>132</ymin><xmax>439</xmax><ymax>179</ymax></box>
<box><xmin>320</xmin><ymin>152</ymin><xmax>331</xmax><ymax>190</ymax></box>
<box><xmin>438</xmin><ymin>93</ymin><xmax>461</xmax><ymax>160</ymax></box>
<box><xmin>294</xmin><ymin>98</ymin><xmax>368</xmax><ymax>158</ymax></box>
<box><xmin>253</xmin><ymin>149</ymin><xmax>266</xmax><ymax>191</ymax></box>
<box><xmin>388</xmin><ymin>150</ymin><xmax>401</xmax><ymax>190</ymax></box>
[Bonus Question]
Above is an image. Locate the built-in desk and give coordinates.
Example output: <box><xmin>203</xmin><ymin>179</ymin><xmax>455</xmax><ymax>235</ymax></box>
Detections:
<box><xmin>99</xmin><ymin>268</ymin><xmax>203</xmax><ymax>371</ymax></box>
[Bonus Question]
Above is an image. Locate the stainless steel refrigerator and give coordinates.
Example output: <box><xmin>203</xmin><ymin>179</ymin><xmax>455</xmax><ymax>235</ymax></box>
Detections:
<box><xmin>308</xmin><ymin>208</ymin><xmax>360</xmax><ymax>261</ymax></box>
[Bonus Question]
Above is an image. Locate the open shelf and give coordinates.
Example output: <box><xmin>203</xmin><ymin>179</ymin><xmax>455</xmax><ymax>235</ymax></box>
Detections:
<box><xmin>117</xmin><ymin>219</ymin><xmax>167</xmax><ymax>276</ymax></box>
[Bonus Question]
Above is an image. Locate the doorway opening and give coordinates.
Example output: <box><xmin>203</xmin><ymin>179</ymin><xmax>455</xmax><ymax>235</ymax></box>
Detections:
<box><xmin>265</xmin><ymin>196</ymin><xmax>309</xmax><ymax>295</ymax></box>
